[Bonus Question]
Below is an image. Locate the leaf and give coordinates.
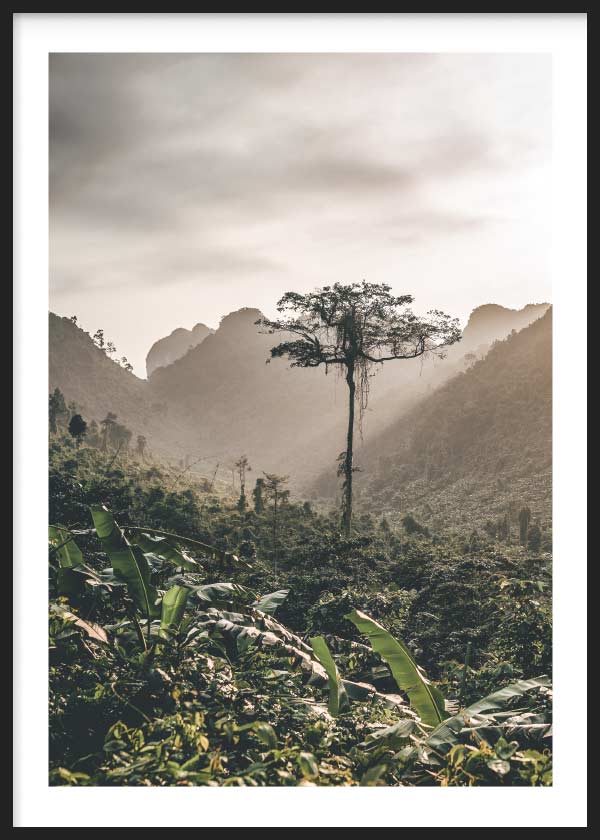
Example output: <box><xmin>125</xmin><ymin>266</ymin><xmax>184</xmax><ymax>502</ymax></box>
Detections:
<box><xmin>427</xmin><ymin>676</ymin><xmax>552</xmax><ymax>752</ymax></box>
<box><xmin>345</xmin><ymin>609</ymin><xmax>447</xmax><ymax>728</ymax></box>
<box><xmin>48</xmin><ymin>526</ymin><xmax>83</xmax><ymax>569</ymax></box>
<box><xmin>252</xmin><ymin>722</ymin><xmax>278</xmax><ymax>751</ymax></box>
<box><xmin>90</xmin><ymin>505</ymin><xmax>160</xmax><ymax>619</ymax></box>
<box><xmin>466</xmin><ymin>676</ymin><xmax>551</xmax><ymax>716</ymax></box>
<box><xmin>159</xmin><ymin>585</ymin><xmax>190</xmax><ymax>639</ymax></box>
<box><xmin>297</xmin><ymin>752</ymin><xmax>319</xmax><ymax>780</ymax></box>
<box><xmin>48</xmin><ymin>530</ymin><xmax>90</xmax><ymax>595</ymax></box>
<box><xmin>198</xmin><ymin>610</ymin><xmax>327</xmax><ymax>680</ymax></box>
<box><xmin>341</xmin><ymin>679</ymin><xmax>407</xmax><ymax>711</ymax></box>
<box><xmin>195</xmin><ymin>582</ymin><xmax>258</xmax><ymax>606</ymax></box>
<box><xmin>253</xmin><ymin>611</ymin><xmax>313</xmax><ymax>654</ymax></box>
<box><xmin>495</xmin><ymin>737</ymin><xmax>519</xmax><ymax>760</ymax></box>
<box><xmin>487</xmin><ymin>758</ymin><xmax>511</xmax><ymax>776</ymax></box>
<box><xmin>309</xmin><ymin>636</ymin><xmax>350</xmax><ymax>716</ymax></box>
<box><xmin>288</xmin><ymin>699</ymin><xmax>332</xmax><ymax>720</ymax></box>
<box><xmin>252</xmin><ymin>589</ymin><xmax>290</xmax><ymax>615</ymax></box>
<box><xmin>56</xmin><ymin>568</ymin><xmax>85</xmax><ymax>596</ymax></box>
<box><xmin>360</xmin><ymin>764</ymin><xmax>388</xmax><ymax>786</ymax></box>
<box><xmin>359</xmin><ymin>719</ymin><xmax>418</xmax><ymax>751</ymax></box>
<box><xmin>127</xmin><ymin>531</ymin><xmax>201</xmax><ymax>572</ymax></box>
<box><xmin>51</xmin><ymin>604</ymin><xmax>108</xmax><ymax>644</ymax></box>
<box><xmin>122</xmin><ymin>526</ymin><xmax>250</xmax><ymax>568</ymax></box>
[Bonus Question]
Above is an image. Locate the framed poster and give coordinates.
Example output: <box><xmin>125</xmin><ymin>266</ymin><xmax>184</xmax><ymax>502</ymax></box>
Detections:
<box><xmin>14</xmin><ymin>12</ymin><xmax>587</xmax><ymax>829</ymax></box>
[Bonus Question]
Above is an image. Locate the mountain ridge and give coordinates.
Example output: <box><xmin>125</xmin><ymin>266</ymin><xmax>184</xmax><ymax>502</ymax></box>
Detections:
<box><xmin>146</xmin><ymin>322</ymin><xmax>214</xmax><ymax>377</ymax></box>
<box><xmin>340</xmin><ymin>307</ymin><xmax>553</xmax><ymax>532</ymax></box>
<box><xmin>49</xmin><ymin>300</ymin><xmax>550</xmax><ymax>489</ymax></box>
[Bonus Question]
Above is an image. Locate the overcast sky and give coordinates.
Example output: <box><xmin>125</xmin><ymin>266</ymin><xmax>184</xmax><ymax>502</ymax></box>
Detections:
<box><xmin>50</xmin><ymin>53</ymin><xmax>551</xmax><ymax>376</ymax></box>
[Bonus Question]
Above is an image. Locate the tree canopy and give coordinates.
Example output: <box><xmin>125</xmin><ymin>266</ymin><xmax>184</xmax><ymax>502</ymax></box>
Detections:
<box><xmin>258</xmin><ymin>282</ymin><xmax>461</xmax><ymax>533</ymax></box>
<box><xmin>258</xmin><ymin>281</ymin><xmax>461</xmax><ymax>371</ymax></box>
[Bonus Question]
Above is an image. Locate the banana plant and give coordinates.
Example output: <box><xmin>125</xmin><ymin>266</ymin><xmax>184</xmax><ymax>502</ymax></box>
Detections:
<box><xmin>48</xmin><ymin>525</ymin><xmax>84</xmax><ymax>568</ymax></box>
<box><xmin>194</xmin><ymin>582</ymin><xmax>257</xmax><ymax>607</ymax></box>
<box><xmin>195</xmin><ymin>605</ymin><xmax>406</xmax><ymax>711</ymax></box>
<box><xmin>50</xmin><ymin>519</ymin><xmax>235</xmax><ymax>572</ymax></box>
<box><xmin>197</xmin><ymin>609</ymin><xmax>327</xmax><ymax>675</ymax></box>
<box><xmin>126</xmin><ymin>530</ymin><xmax>201</xmax><ymax>572</ymax></box>
<box><xmin>345</xmin><ymin>609</ymin><xmax>448</xmax><ymax>728</ymax></box>
<box><xmin>309</xmin><ymin>635</ymin><xmax>350</xmax><ymax>716</ymax></box>
<box><xmin>123</xmin><ymin>525</ymin><xmax>249</xmax><ymax>568</ymax></box>
<box><xmin>252</xmin><ymin>589</ymin><xmax>290</xmax><ymax>615</ymax></box>
<box><xmin>90</xmin><ymin>505</ymin><xmax>161</xmax><ymax>622</ymax></box>
<box><xmin>426</xmin><ymin>676</ymin><xmax>552</xmax><ymax>752</ymax></box>
<box><xmin>159</xmin><ymin>585</ymin><xmax>191</xmax><ymax>641</ymax></box>
<box><xmin>51</xmin><ymin>603</ymin><xmax>109</xmax><ymax>645</ymax></box>
<box><xmin>49</xmin><ymin>525</ymin><xmax>85</xmax><ymax>595</ymax></box>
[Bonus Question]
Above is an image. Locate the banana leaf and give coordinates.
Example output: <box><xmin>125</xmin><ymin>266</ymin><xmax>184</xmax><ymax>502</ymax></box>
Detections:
<box><xmin>48</xmin><ymin>526</ymin><xmax>84</xmax><ymax>568</ymax></box>
<box><xmin>51</xmin><ymin>603</ymin><xmax>108</xmax><ymax>644</ymax></box>
<box><xmin>252</xmin><ymin>589</ymin><xmax>290</xmax><ymax>615</ymax></box>
<box><xmin>426</xmin><ymin>676</ymin><xmax>552</xmax><ymax>752</ymax></box>
<box><xmin>198</xmin><ymin>608</ymin><xmax>403</xmax><ymax>709</ymax></box>
<box><xmin>251</xmin><ymin>611</ymin><xmax>313</xmax><ymax>653</ymax></box>
<box><xmin>197</xmin><ymin>609</ymin><xmax>328</xmax><ymax>678</ymax></box>
<box><xmin>345</xmin><ymin>609</ymin><xmax>447</xmax><ymax>728</ymax></box>
<box><xmin>464</xmin><ymin>676</ymin><xmax>551</xmax><ymax>716</ymax></box>
<box><xmin>341</xmin><ymin>679</ymin><xmax>408</xmax><ymax>711</ymax></box>
<box><xmin>309</xmin><ymin>635</ymin><xmax>350</xmax><ymax>716</ymax></box>
<box><xmin>195</xmin><ymin>582</ymin><xmax>257</xmax><ymax>606</ymax></box>
<box><xmin>90</xmin><ymin>505</ymin><xmax>160</xmax><ymax>619</ymax></box>
<box><xmin>125</xmin><ymin>526</ymin><xmax>249</xmax><ymax>568</ymax></box>
<box><xmin>49</xmin><ymin>526</ymin><xmax>85</xmax><ymax>595</ymax></box>
<box><xmin>159</xmin><ymin>585</ymin><xmax>191</xmax><ymax>639</ymax></box>
<box><xmin>359</xmin><ymin>718</ymin><xmax>419</xmax><ymax>751</ymax></box>
<box><xmin>126</xmin><ymin>531</ymin><xmax>201</xmax><ymax>572</ymax></box>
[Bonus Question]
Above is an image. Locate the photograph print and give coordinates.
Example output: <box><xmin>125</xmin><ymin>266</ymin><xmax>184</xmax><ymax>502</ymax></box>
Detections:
<box><xmin>48</xmin><ymin>52</ymin><xmax>553</xmax><ymax>789</ymax></box>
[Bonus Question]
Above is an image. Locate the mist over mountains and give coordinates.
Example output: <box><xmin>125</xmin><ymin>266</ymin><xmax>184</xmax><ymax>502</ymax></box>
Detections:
<box><xmin>49</xmin><ymin>300</ymin><xmax>549</xmax><ymax>503</ymax></box>
<box><xmin>322</xmin><ymin>306</ymin><xmax>553</xmax><ymax>531</ymax></box>
<box><xmin>49</xmin><ymin>313</ymin><xmax>195</xmax><ymax>456</ymax></box>
<box><xmin>146</xmin><ymin>322</ymin><xmax>214</xmax><ymax>377</ymax></box>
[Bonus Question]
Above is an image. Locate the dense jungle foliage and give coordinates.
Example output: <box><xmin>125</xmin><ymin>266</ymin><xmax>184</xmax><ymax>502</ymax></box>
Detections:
<box><xmin>49</xmin><ymin>435</ymin><xmax>552</xmax><ymax>787</ymax></box>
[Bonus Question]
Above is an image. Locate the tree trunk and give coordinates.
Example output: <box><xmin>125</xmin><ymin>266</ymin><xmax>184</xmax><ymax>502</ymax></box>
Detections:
<box><xmin>342</xmin><ymin>363</ymin><xmax>356</xmax><ymax>536</ymax></box>
<box><xmin>272</xmin><ymin>492</ymin><xmax>278</xmax><ymax>568</ymax></box>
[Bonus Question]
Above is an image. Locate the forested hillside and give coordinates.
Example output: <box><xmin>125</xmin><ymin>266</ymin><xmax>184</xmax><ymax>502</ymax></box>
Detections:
<box><xmin>49</xmin><ymin>314</ymin><xmax>194</xmax><ymax>459</ymax></box>
<box><xmin>50</xmin><ymin>302</ymin><xmax>549</xmax><ymax>490</ymax></box>
<box><xmin>457</xmin><ymin>303</ymin><xmax>549</xmax><ymax>354</ymax></box>
<box><xmin>347</xmin><ymin>308</ymin><xmax>552</xmax><ymax>537</ymax></box>
<box><xmin>146</xmin><ymin>302</ymin><xmax>548</xmax><ymax>487</ymax></box>
<box><xmin>147</xmin><ymin>307</ymin><xmax>347</xmax><ymax>480</ymax></box>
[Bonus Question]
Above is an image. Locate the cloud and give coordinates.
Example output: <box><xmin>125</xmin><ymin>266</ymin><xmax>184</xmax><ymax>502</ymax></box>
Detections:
<box><xmin>49</xmin><ymin>52</ymin><xmax>551</xmax><ymax>376</ymax></box>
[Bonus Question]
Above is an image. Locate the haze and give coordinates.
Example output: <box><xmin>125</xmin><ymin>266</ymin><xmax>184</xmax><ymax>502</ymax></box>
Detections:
<box><xmin>49</xmin><ymin>52</ymin><xmax>551</xmax><ymax>377</ymax></box>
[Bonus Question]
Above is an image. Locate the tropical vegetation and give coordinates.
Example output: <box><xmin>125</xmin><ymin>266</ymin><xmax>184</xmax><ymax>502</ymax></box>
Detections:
<box><xmin>49</xmin><ymin>436</ymin><xmax>552</xmax><ymax>787</ymax></box>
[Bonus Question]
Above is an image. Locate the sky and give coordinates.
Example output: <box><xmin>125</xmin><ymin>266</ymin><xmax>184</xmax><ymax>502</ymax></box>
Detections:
<box><xmin>49</xmin><ymin>53</ymin><xmax>551</xmax><ymax>377</ymax></box>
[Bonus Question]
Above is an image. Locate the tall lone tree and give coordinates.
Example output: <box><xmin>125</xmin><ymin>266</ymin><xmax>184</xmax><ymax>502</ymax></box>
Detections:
<box><xmin>259</xmin><ymin>281</ymin><xmax>461</xmax><ymax>535</ymax></box>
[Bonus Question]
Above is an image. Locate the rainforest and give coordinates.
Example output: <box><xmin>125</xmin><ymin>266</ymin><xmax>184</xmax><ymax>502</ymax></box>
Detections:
<box><xmin>48</xmin><ymin>295</ymin><xmax>552</xmax><ymax>788</ymax></box>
